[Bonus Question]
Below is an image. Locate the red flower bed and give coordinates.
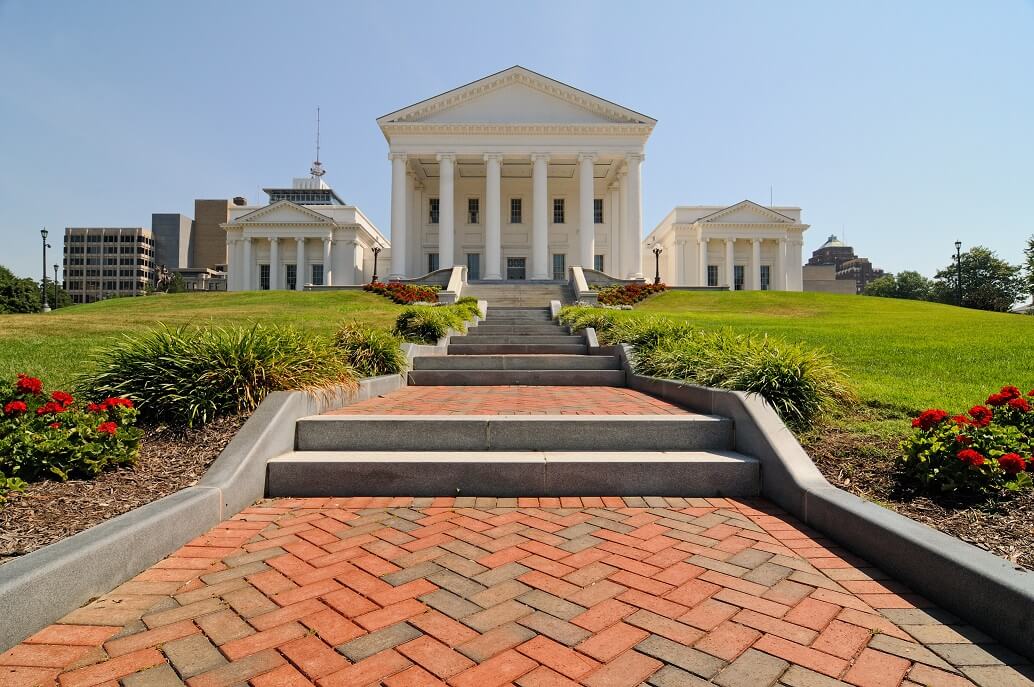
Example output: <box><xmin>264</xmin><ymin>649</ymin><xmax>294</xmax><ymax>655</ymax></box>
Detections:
<box><xmin>364</xmin><ymin>281</ymin><xmax>439</xmax><ymax>304</ymax></box>
<box><xmin>901</xmin><ymin>385</ymin><xmax>1033</xmax><ymax>495</ymax></box>
<box><xmin>595</xmin><ymin>283</ymin><xmax>667</xmax><ymax>306</ymax></box>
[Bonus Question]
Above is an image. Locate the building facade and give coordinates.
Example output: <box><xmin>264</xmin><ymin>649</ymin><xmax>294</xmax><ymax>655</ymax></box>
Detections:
<box><xmin>803</xmin><ymin>235</ymin><xmax>886</xmax><ymax>294</ymax></box>
<box><xmin>63</xmin><ymin>227</ymin><xmax>155</xmax><ymax>303</ymax></box>
<box><xmin>151</xmin><ymin>213</ymin><xmax>193</xmax><ymax>269</ymax></box>
<box><xmin>222</xmin><ymin>176</ymin><xmax>389</xmax><ymax>291</ymax></box>
<box><xmin>193</xmin><ymin>199</ymin><xmax>233</xmax><ymax>271</ymax></box>
<box><xmin>643</xmin><ymin>202</ymin><xmax>808</xmax><ymax>290</ymax></box>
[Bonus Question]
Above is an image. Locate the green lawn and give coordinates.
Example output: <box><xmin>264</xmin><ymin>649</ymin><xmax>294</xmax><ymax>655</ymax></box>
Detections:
<box><xmin>0</xmin><ymin>291</ymin><xmax>402</xmax><ymax>389</ymax></box>
<box><xmin>632</xmin><ymin>290</ymin><xmax>1033</xmax><ymax>416</ymax></box>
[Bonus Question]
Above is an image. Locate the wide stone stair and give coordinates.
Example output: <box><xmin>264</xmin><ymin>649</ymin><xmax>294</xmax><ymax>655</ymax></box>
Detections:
<box><xmin>460</xmin><ymin>281</ymin><xmax>571</xmax><ymax>306</ymax></box>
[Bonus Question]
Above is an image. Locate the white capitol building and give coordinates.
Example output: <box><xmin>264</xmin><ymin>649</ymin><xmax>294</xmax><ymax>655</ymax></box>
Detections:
<box><xmin>223</xmin><ymin>66</ymin><xmax>807</xmax><ymax>292</ymax></box>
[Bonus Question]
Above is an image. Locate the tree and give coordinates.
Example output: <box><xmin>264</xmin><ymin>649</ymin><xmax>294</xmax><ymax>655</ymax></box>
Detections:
<box><xmin>0</xmin><ymin>266</ymin><xmax>41</xmax><ymax>313</ymax></box>
<box><xmin>863</xmin><ymin>271</ymin><xmax>932</xmax><ymax>301</ymax></box>
<box><xmin>1024</xmin><ymin>235</ymin><xmax>1034</xmax><ymax>303</ymax></box>
<box><xmin>932</xmin><ymin>246</ymin><xmax>1024</xmax><ymax>312</ymax></box>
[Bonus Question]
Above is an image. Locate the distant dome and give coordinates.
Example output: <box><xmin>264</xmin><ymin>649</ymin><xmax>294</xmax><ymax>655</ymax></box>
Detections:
<box><xmin>820</xmin><ymin>234</ymin><xmax>847</xmax><ymax>248</ymax></box>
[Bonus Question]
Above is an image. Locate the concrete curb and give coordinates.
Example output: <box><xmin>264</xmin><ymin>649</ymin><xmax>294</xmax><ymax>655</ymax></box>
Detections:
<box><xmin>607</xmin><ymin>343</ymin><xmax>1034</xmax><ymax>660</ymax></box>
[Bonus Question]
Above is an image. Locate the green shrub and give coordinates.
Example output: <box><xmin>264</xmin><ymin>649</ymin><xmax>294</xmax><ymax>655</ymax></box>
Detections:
<box><xmin>599</xmin><ymin>317</ymin><xmax>695</xmax><ymax>349</ymax></box>
<box><xmin>393</xmin><ymin>307</ymin><xmax>464</xmax><ymax>344</ymax></box>
<box><xmin>78</xmin><ymin>325</ymin><xmax>357</xmax><ymax>427</ymax></box>
<box><xmin>558</xmin><ymin>306</ymin><xmax>620</xmax><ymax>335</ymax></box>
<box><xmin>1</xmin><ymin>373</ymin><xmax>141</xmax><ymax>482</ymax></box>
<box><xmin>333</xmin><ymin>322</ymin><xmax>407</xmax><ymax>378</ymax></box>
<box><xmin>452</xmin><ymin>299</ymin><xmax>483</xmax><ymax>320</ymax></box>
<box><xmin>0</xmin><ymin>474</ymin><xmax>26</xmax><ymax>502</ymax></box>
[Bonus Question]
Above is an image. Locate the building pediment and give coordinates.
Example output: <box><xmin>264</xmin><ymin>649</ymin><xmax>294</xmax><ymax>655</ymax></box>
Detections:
<box><xmin>377</xmin><ymin>66</ymin><xmax>656</xmax><ymax>135</ymax></box>
<box><xmin>697</xmin><ymin>200</ymin><xmax>796</xmax><ymax>225</ymax></box>
<box><xmin>232</xmin><ymin>201</ymin><xmax>334</xmax><ymax>225</ymax></box>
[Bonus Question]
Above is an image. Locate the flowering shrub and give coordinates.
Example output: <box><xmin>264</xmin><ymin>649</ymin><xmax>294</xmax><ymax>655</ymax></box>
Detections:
<box><xmin>0</xmin><ymin>374</ymin><xmax>141</xmax><ymax>489</ymax></box>
<box><xmin>364</xmin><ymin>281</ymin><xmax>439</xmax><ymax>304</ymax></box>
<box><xmin>900</xmin><ymin>385</ymin><xmax>1034</xmax><ymax>495</ymax></box>
<box><xmin>594</xmin><ymin>283</ymin><xmax>666</xmax><ymax>306</ymax></box>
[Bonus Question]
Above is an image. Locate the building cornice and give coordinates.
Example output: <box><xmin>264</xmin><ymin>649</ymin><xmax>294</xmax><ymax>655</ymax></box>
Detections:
<box><xmin>380</xmin><ymin>122</ymin><xmax>654</xmax><ymax>137</ymax></box>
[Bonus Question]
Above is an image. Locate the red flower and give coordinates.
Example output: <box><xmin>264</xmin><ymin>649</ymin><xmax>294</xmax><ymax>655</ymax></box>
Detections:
<box><xmin>957</xmin><ymin>448</ymin><xmax>986</xmax><ymax>467</ymax></box>
<box><xmin>97</xmin><ymin>421</ymin><xmax>118</xmax><ymax>436</ymax></box>
<box><xmin>1007</xmin><ymin>397</ymin><xmax>1030</xmax><ymax>413</ymax></box>
<box><xmin>15</xmin><ymin>374</ymin><xmax>43</xmax><ymax>395</ymax></box>
<box><xmin>951</xmin><ymin>414</ymin><xmax>971</xmax><ymax>426</ymax></box>
<box><xmin>911</xmin><ymin>409</ymin><xmax>949</xmax><ymax>430</ymax></box>
<box><xmin>35</xmin><ymin>401</ymin><xmax>66</xmax><ymax>415</ymax></box>
<box><xmin>955</xmin><ymin>434</ymin><xmax>972</xmax><ymax>446</ymax></box>
<box><xmin>998</xmin><ymin>453</ymin><xmax>1026</xmax><ymax>475</ymax></box>
<box><xmin>999</xmin><ymin>386</ymin><xmax>1021</xmax><ymax>400</ymax></box>
<box><xmin>968</xmin><ymin>406</ymin><xmax>993</xmax><ymax>427</ymax></box>
<box><xmin>48</xmin><ymin>422</ymin><xmax>61</xmax><ymax>429</ymax></box>
<box><xmin>51</xmin><ymin>391</ymin><xmax>74</xmax><ymax>407</ymax></box>
<box><xmin>986</xmin><ymin>392</ymin><xmax>1008</xmax><ymax>407</ymax></box>
<box><xmin>86</xmin><ymin>402</ymin><xmax>105</xmax><ymax>413</ymax></box>
<box><xmin>104</xmin><ymin>397</ymin><xmax>134</xmax><ymax>409</ymax></box>
<box><xmin>3</xmin><ymin>400</ymin><xmax>27</xmax><ymax>416</ymax></box>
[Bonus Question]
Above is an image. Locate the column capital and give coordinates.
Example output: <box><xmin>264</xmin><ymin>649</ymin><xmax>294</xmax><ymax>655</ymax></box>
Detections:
<box><xmin>269</xmin><ymin>237</ymin><xmax>279</xmax><ymax>244</ymax></box>
<box><xmin>388</xmin><ymin>152</ymin><xmax>408</xmax><ymax>162</ymax></box>
<box><xmin>751</xmin><ymin>238</ymin><xmax>761</xmax><ymax>245</ymax></box>
<box><xmin>295</xmin><ymin>236</ymin><xmax>305</xmax><ymax>244</ymax></box>
<box><xmin>242</xmin><ymin>236</ymin><xmax>252</xmax><ymax>243</ymax></box>
<box><xmin>530</xmin><ymin>152</ymin><xmax>550</xmax><ymax>163</ymax></box>
<box><xmin>436</xmin><ymin>152</ymin><xmax>456</xmax><ymax>162</ymax></box>
<box><xmin>483</xmin><ymin>152</ymin><xmax>504</xmax><ymax>162</ymax></box>
<box><xmin>577</xmin><ymin>152</ymin><xmax>598</xmax><ymax>163</ymax></box>
<box><xmin>625</xmin><ymin>152</ymin><xmax>645</xmax><ymax>163</ymax></box>
<box><xmin>617</xmin><ymin>167</ymin><xmax>628</xmax><ymax>179</ymax></box>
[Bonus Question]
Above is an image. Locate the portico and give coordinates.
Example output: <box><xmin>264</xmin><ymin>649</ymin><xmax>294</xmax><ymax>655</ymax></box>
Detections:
<box><xmin>378</xmin><ymin>66</ymin><xmax>655</xmax><ymax>281</ymax></box>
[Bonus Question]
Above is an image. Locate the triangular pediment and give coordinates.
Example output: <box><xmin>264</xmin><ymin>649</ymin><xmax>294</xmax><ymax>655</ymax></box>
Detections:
<box><xmin>698</xmin><ymin>200</ymin><xmax>796</xmax><ymax>224</ymax></box>
<box><xmin>234</xmin><ymin>201</ymin><xmax>333</xmax><ymax>224</ymax></box>
<box><xmin>378</xmin><ymin>66</ymin><xmax>655</xmax><ymax>128</ymax></box>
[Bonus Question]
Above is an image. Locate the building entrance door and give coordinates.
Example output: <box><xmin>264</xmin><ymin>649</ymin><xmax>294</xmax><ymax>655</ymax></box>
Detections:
<box><xmin>506</xmin><ymin>257</ymin><xmax>526</xmax><ymax>280</ymax></box>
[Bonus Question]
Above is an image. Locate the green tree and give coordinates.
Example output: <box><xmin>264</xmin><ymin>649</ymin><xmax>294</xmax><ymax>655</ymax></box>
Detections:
<box><xmin>0</xmin><ymin>266</ymin><xmax>41</xmax><ymax>313</ymax></box>
<box><xmin>863</xmin><ymin>275</ymin><xmax>897</xmax><ymax>298</ymax></box>
<box><xmin>932</xmin><ymin>246</ymin><xmax>1023</xmax><ymax>312</ymax></box>
<box><xmin>1024</xmin><ymin>235</ymin><xmax>1034</xmax><ymax>302</ymax></box>
<box><xmin>863</xmin><ymin>271</ymin><xmax>932</xmax><ymax>301</ymax></box>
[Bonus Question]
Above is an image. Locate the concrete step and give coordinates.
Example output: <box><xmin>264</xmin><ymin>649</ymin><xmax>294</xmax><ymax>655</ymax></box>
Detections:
<box><xmin>407</xmin><ymin>369</ymin><xmax>626</xmax><ymax>386</ymax></box>
<box><xmin>448</xmin><ymin>343</ymin><xmax>588</xmax><ymax>355</ymax></box>
<box><xmin>466</xmin><ymin>325</ymin><xmax>568</xmax><ymax>336</ymax></box>
<box><xmin>267</xmin><ymin>450</ymin><xmax>759</xmax><ymax>497</ymax></box>
<box><xmin>413</xmin><ymin>355</ymin><xmax>620</xmax><ymax>370</ymax></box>
<box><xmin>449</xmin><ymin>335</ymin><xmax>583</xmax><ymax>345</ymax></box>
<box><xmin>296</xmin><ymin>415</ymin><xmax>734</xmax><ymax>452</ymax></box>
<box><xmin>480</xmin><ymin>318</ymin><xmax>555</xmax><ymax>325</ymax></box>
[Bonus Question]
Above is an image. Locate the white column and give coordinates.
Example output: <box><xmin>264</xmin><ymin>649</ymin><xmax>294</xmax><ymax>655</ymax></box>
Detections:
<box><xmin>389</xmin><ymin>152</ymin><xmax>407</xmax><ymax>279</ymax></box>
<box><xmin>788</xmin><ymin>239</ymin><xmax>803</xmax><ymax>291</ymax></box>
<box><xmin>725</xmin><ymin>238</ymin><xmax>735</xmax><ymax>289</ymax></box>
<box><xmin>409</xmin><ymin>177</ymin><xmax>421</xmax><ymax>277</ymax></box>
<box><xmin>751</xmin><ymin>238</ymin><xmax>761</xmax><ymax>291</ymax></box>
<box><xmin>531</xmin><ymin>153</ymin><xmax>550</xmax><ymax>279</ymax></box>
<box><xmin>241</xmin><ymin>237</ymin><xmax>252</xmax><ymax>291</ymax></box>
<box><xmin>625</xmin><ymin>154</ymin><xmax>644</xmax><ymax>279</ymax></box>
<box><xmin>698</xmin><ymin>238</ymin><xmax>708</xmax><ymax>286</ymax></box>
<box><xmin>226</xmin><ymin>239</ymin><xmax>236</xmax><ymax>290</ymax></box>
<box><xmin>675</xmin><ymin>240</ymin><xmax>686</xmax><ymax>286</ymax></box>
<box><xmin>436</xmin><ymin>153</ymin><xmax>455</xmax><ymax>270</ymax></box>
<box><xmin>483</xmin><ymin>153</ymin><xmax>503</xmax><ymax>280</ymax></box>
<box><xmin>269</xmin><ymin>238</ymin><xmax>279</xmax><ymax>290</ymax></box>
<box><xmin>578</xmin><ymin>153</ymin><xmax>597</xmax><ymax>268</ymax></box>
<box><xmin>295</xmin><ymin>237</ymin><xmax>305</xmax><ymax>290</ymax></box>
<box><xmin>322</xmin><ymin>235</ymin><xmax>333</xmax><ymax>286</ymax></box>
<box><xmin>608</xmin><ymin>182</ymin><xmax>620</xmax><ymax>276</ymax></box>
<box><xmin>618</xmin><ymin>168</ymin><xmax>630</xmax><ymax>278</ymax></box>
<box><xmin>775</xmin><ymin>238</ymin><xmax>786</xmax><ymax>290</ymax></box>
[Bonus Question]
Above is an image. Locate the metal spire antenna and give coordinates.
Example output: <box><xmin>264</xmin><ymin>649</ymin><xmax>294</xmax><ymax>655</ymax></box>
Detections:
<box><xmin>310</xmin><ymin>107</ymin><xmax>325</xmax><ymax>177</ymax></box>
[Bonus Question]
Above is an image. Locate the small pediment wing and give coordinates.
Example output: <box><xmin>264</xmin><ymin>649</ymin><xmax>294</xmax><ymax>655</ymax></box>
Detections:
<box><xmin>234</xmin><ymin>201</ymin><xmax>333</xmax><ymax>224</ymax></box>
<box><xmin>698</xmin><ymin>200</ymin><xmax>796</xmax><ymax>224</ymax></box>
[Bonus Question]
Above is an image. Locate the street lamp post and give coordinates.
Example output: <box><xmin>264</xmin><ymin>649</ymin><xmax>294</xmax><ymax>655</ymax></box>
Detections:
<box><xmin>652</xmin><ymin>245</ymin><xmax>663</xmax><ymax>285</ymax></box>
<box><xmin>53</xmin><ymin>264</ymin><xmax>60</xmax><ymax>309</ymax></box>
<box><xmin>371</xmin><ymin>245</ymin><xmax>382</xmax><ymax>283</ymax></box>
<box><xmin>954</xmin><ymin>240</ymin><xmax>963</xmax><ymax>307</ymax></box>
<box><xmin>40</xmin><ymin>228</ymin><xmax>51</xmax><ymax>313</ymax></box>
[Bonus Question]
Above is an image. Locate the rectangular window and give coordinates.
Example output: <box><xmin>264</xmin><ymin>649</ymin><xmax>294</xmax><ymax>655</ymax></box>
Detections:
<box><xmin>467</xmin><ymin>198</ymin><xmax>479</xmax><ymax>224</ymax></box>
<box><xmin>510</xmin><ymin>198</ymin><xmax>522</xmax><ymax>224</ymax></box>
<box><xmin>429</xmin><ymin>198</ymin><xmax>440</xmax><ymax>224</ymax></box>
<box><xmin>594</xmin><ymin>255</ymin><xmax>604</xmax><ymax>272</ymax></box>
<box><xmin>466</xmin><ymin>253</ymin><xmax>480</xmax><ymax>280</ymax></box>
<box><xmin>593</xmin><ymin>198</ymin><xmax>604</xmax><ymax>224</ymax></box>
<box><xmin>553</xmin><ymin>198</ymin><xmax>565</xmax><ymax>224</ymax></box>
<box><xmin>311</xmin><ymin>264</ymin><xmax>324</xmax><ymax>286</ymax></box>
<box><xmin>428</xmin><ymin>253</ymin><xmax>439</xmax><ymax>273</ymax></box>
<box><xmin>760</xmin><ymin>265</ymin><xmax>771</xmax><ymax>291</ymax></box>
<box><xmin>734</xmin><ymin>265</ymin><xmax>745</xmax><ymax>291</ymax></box>
<box><xmin>707</xmin><ymin>265</ymin><xmax>718</xmax><ymax>287</ymax></box>
<box><xmin>285</xmin><ymin>264</ymin><xmax>297</xmax><ymax>290</ymax></box>
<box><xmin>506</xmin><ymin>257</ymin><xmax>526</xmax><ymax>281</ymax></box>
<box><xmin>552</xmin><ymin>254</ymin><xmax>566</xmax><ymax>281</ymax></box>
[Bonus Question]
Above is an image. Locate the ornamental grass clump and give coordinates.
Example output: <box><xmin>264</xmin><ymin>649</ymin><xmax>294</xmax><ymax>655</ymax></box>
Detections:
<box><xmin>900</xmin><ymin>385</ymin><xmax>1033</xmax><ymax>495</ymax></box>
<box><xmin>558</xmin><ymin>306</ymin><xmax>620</xmax><ymax>336</ymax></box>
<box><xmin>393</xmin><ymin>306</ymin><xmax>468</xmax><ymax>344</ymax></box>
<box><xmin>78</xmin><ymin>324</ymin><xmax>357</xmax><ymax>427</ymax></box>
<box><xmin>333</xmin><ymin>322</ymin><xmax>407</xmax><ymax>378</ymax></box>
<box><xmin>0</xmin><ymin>373</ymin><xmax>141</xmax><ymax>490</ymax></box>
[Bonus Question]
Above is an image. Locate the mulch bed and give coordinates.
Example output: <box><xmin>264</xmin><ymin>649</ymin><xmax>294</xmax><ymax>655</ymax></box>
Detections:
<box><xmin>802</xmin><ymin>421</ymin><xmax>1034</xmax><ymax>571</ymax></box>
<box><xmin>0</xmin><ymin>415</ymin><xmax>245</xmax><ymax>566</ymax></box>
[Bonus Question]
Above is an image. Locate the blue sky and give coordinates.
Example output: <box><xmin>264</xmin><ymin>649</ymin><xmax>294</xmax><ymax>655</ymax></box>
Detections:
<box><xmin>1</xmin><ymin>0</ymin><xmax>1032</xmax><ymax>281</ymax></box>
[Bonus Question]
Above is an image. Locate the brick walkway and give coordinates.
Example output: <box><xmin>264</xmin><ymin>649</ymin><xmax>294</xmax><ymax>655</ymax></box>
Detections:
<box><xmin>326</xmin><ymin>387</ymin><xmax>692</xmax><ymax>416</ymax></box>
<box><xmin>3</xmin><ymin>498</ymin><xmax>1030</xmax><ymax>687</ymax></box>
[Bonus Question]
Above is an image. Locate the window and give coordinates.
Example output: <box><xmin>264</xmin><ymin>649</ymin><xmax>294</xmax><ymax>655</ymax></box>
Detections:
<box><xmin>259</xmin><ymin>265</ymin><xmax>271</xmax><ymax>290</ymax></box>
<box><xmin>594</xmin><ymin>255</ymin><xmax>605</xmax><ymax>272</ymax></box>
<box><xmin>311</xmin><ymin>264</ymin><xmax>324</xmax><ymax>286</ymax></box>
<box><xmin>428</xmin><ymin>198</ymin><xmax>439</xmax><ymax>224</ymax></box>
<box><xmin>760</xmin><ymin>265</ymin><xmax>771</xmax><ymax>291</ymax></box>
<box><xmin>593</xmin><ymin>198</ymin><xmax>604</xmax><ymax>224</ymax></box>
<box><xmin>506</xmin><ymin>257</ymin><xmax>526</xmax><ymax>280</ymax></box>
<box><xmin>707</xmin><ymin>265</ymin><xmax>718</xmax><ymax>287</ymax></box>
<box><xmin>285</xmin><ymin>264</ymin><xmax>297</xmax><ymax>290</ymax></box>
<box><xmin>553</xmin><ymin>198</ymin><xmax>565</xmax><ymax>224</ymax></box>
<box><xmin>468</xmin><ymin>198</ymin><xmax>480</xmax><ymax>224</ymax></box>
<box><xmin>734</xmin><ymin>265</ymin><xmax>745</xmax><ymax>291</ymax></box>
<box><xmin>428</xmin><ymin>253</ymin><xmax>439</xmax><ymax>273</ymax></box>
<box><xmin>510</xmin><ymin>198</ymin><xmax>522</xmax><ymax>224</ymax></box>
<box><xmin>552</xmin><ymin>254</ymin><xmax>566</xmax><ymax>281</ymax></box>
<box><xmin>466</xmin><ymin>253</ymin><xmax>480</xmax><ymax>280</ymax></box>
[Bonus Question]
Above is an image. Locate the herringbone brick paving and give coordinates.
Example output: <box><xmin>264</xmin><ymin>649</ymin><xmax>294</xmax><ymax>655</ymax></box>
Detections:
<box><xmin>3</xmin><ymin>498</ymin><xmax>1031</xmax><ymax>687</ymax></box>
<box><xmin>325</xmin><ymin>387</ymin><xmax>693</xmax><ymax>415</ymax></box>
